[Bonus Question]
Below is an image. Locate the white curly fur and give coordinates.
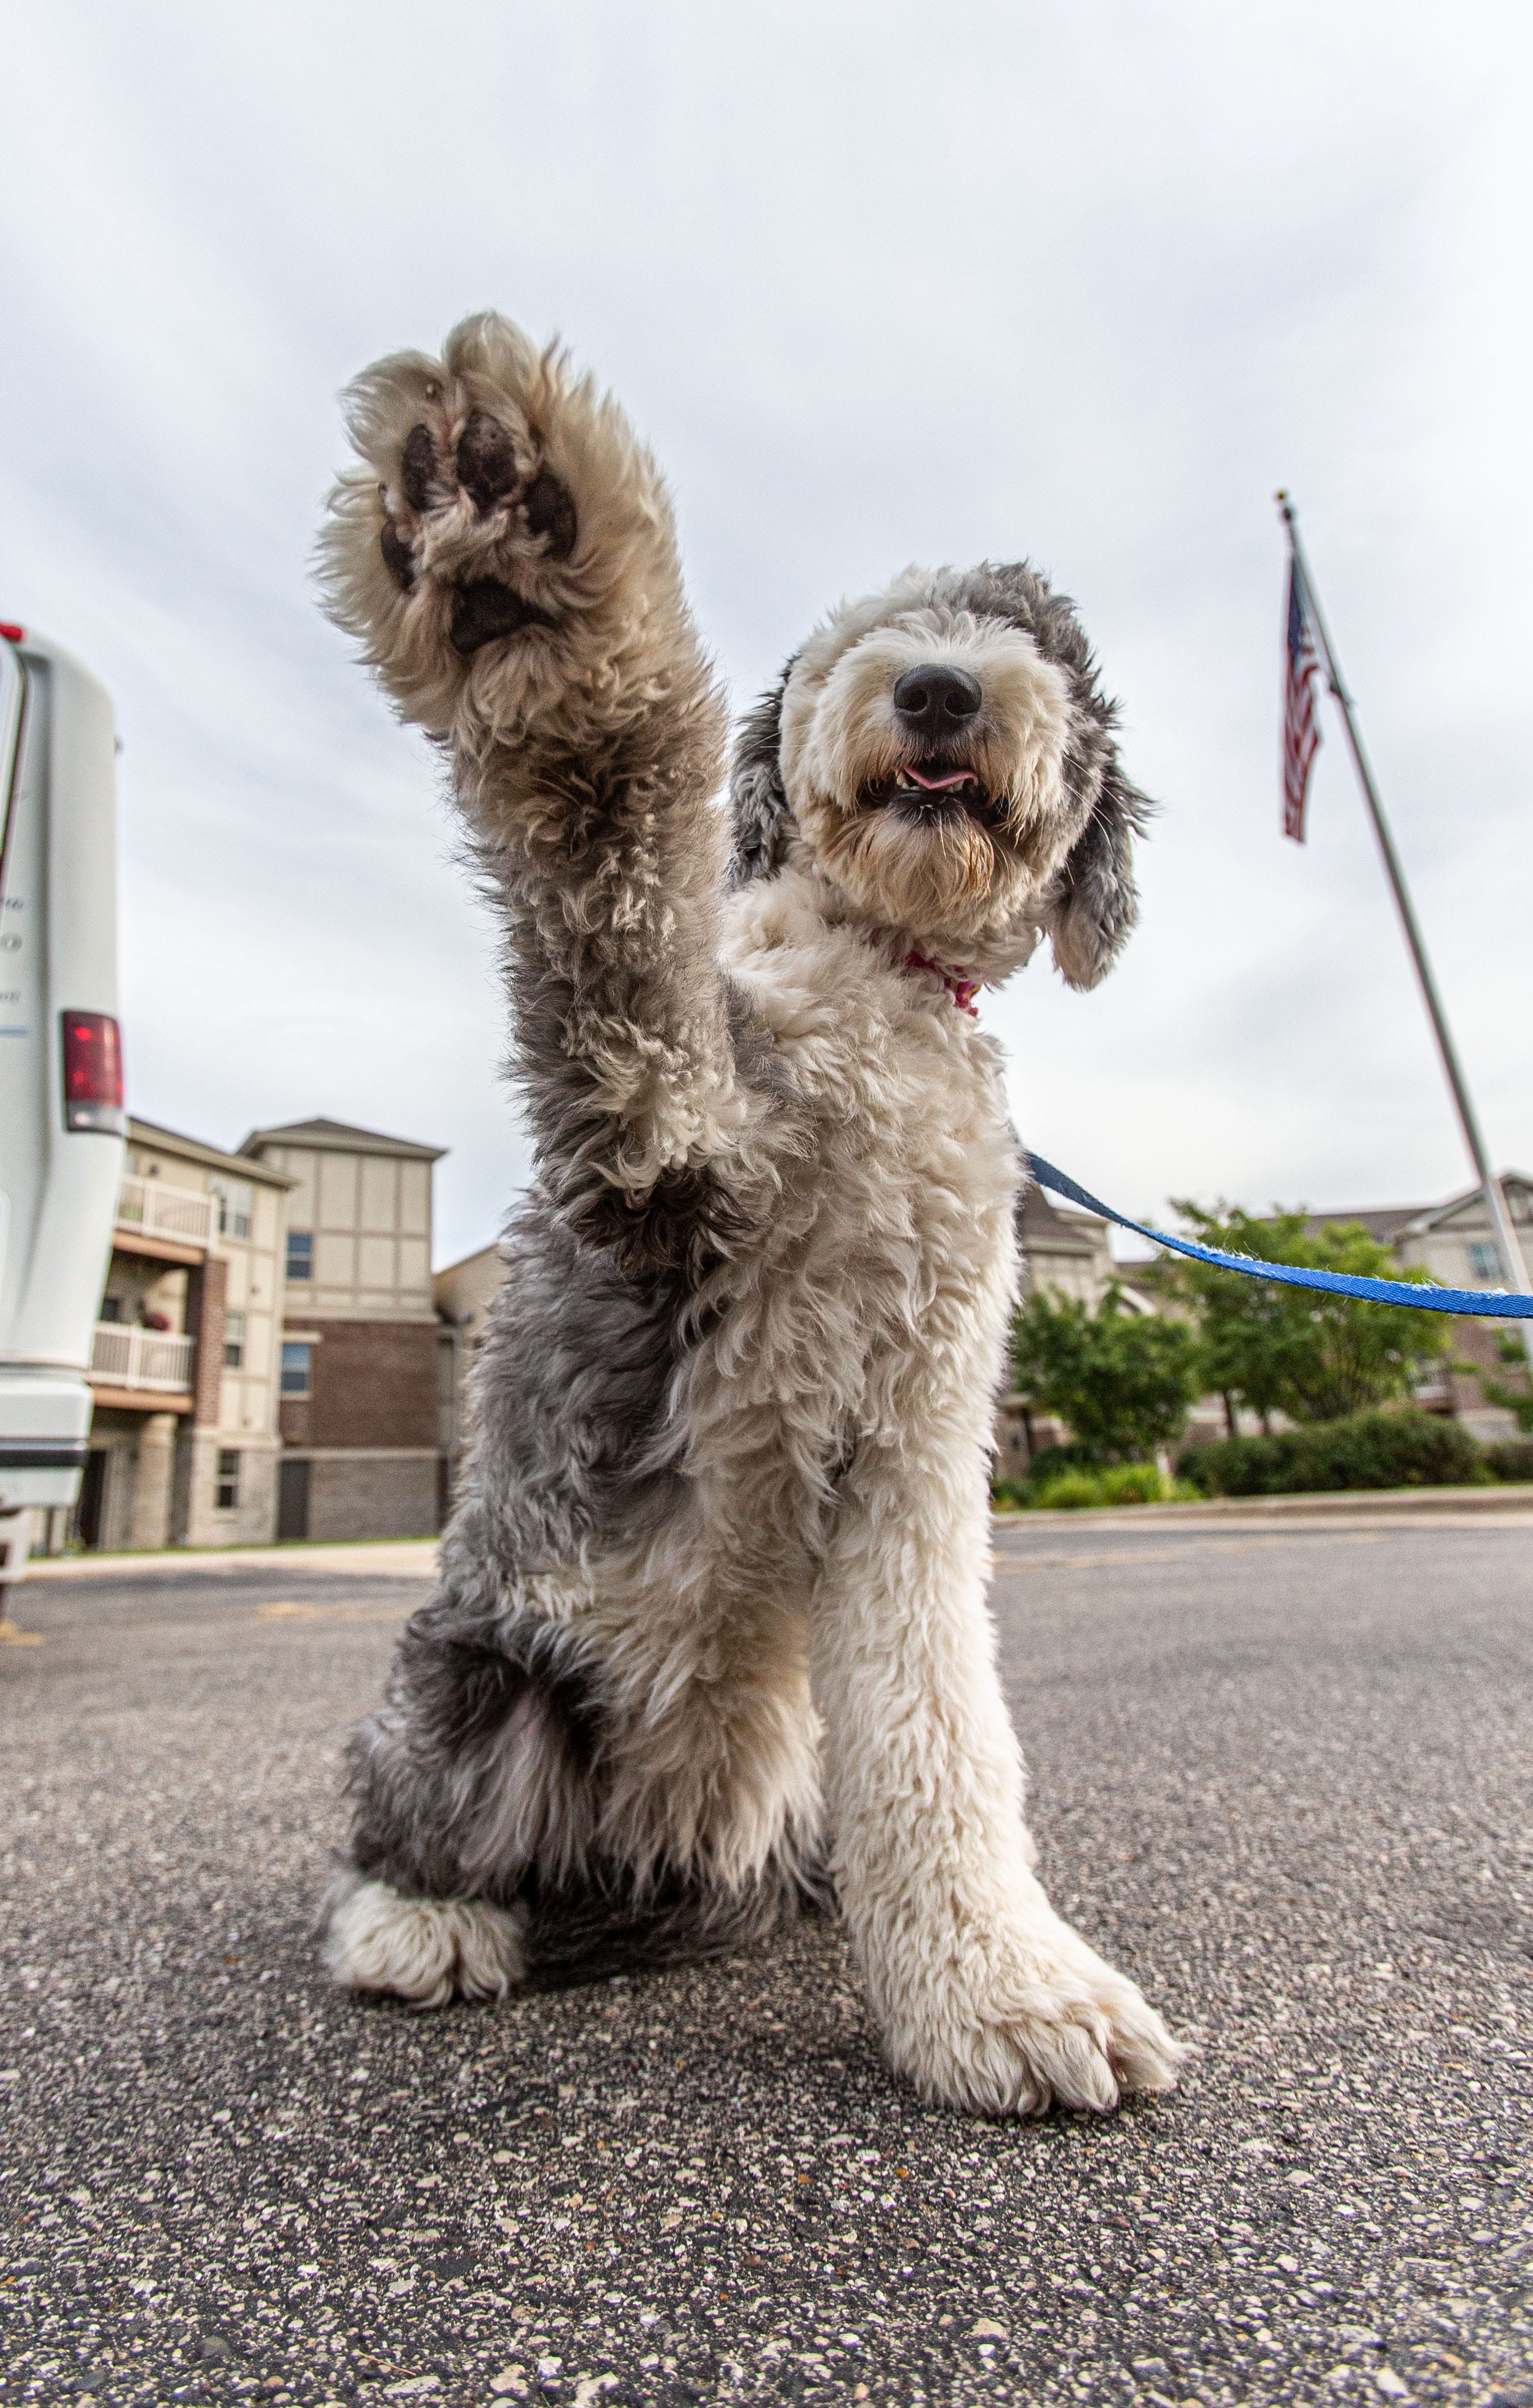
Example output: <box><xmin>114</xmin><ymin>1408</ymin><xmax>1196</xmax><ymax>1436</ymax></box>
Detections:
<box><xmin>324</xmin><ymin>1873</ymin><xmax>526</xmax><ymax>2009</ymax></box>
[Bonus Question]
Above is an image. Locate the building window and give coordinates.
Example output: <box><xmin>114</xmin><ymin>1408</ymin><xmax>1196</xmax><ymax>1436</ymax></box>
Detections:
<box><xmin>223</xmin><ymin>1310</ymin><xmax>245</xmax><ymax>1369</ymax></box>
<box><xmin>286</xmin><ymin>1230</ymin><xmax>314</xmax><ymax>1282</ymax></box>
<box><xmin>211</xmin><ymin>1177</ymin><xmax>253</xmax><ymax>1241</ymax></box>
<box><xmin>216</xmin><ymin>1449</ymin><xmax>240</xmax><ymax>1509</ymax></box>
<box><xmin>280</xmin><ymin>1341</ymin><xmax>312</xmax><ymax>1397</ymax></box>
<box><xmin>1468</xmin><ymin>1241</ymin><xmax>1501</xmax><ymax>1282</ymax></box>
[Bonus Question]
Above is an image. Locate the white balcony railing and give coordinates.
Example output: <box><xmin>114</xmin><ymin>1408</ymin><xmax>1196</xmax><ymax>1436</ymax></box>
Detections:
<box><xmin>89</xmin><ymin>1323</ymin><xmax>196</xmax><ymax>1394</ymax></box>
<box><xmin>115</xmin><ymin>1174</ymin><xmax>216</xmax><ymax>1250</ymax></box>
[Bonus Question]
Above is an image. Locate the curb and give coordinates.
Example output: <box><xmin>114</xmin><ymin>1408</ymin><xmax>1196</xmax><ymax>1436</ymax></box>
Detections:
<box><xmin>23</xmin><ymin>1538</ymin><xmax>439</xmax><ymax>1584</ymax></box>
<box><xmin>993</xmin><ymin>1483</ymin><xmax>1533</xmax><ymax>1530</ymax></box>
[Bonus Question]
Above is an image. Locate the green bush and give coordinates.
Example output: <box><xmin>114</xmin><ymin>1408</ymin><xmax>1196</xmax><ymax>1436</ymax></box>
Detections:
<box><xmin>1481</xmin><ymin>1437</ymin><xmax>1533</xmax><ymax>1484</ymax></box>
<box><xmin>1177</xmin><ymin>1408</ymin><xmax>1481</xmax><ymax>1496</ymax></box>
<box><xmin>1096</xmin><ymin>1462</ymin><xmax>1174</xmax><ymax>1505</ymax></box>
<box><xmin>1023</xmin><ymin>1462</ymin><xmax>1200</xmax><ymax>1511</ymax></box>
<box><xmin>1031</xmin><ymin>1470</ymin><xmax>1108</xmax><ymax>1511</ymax></box>
<box><xmin>990</xmin><ymin>1478</ymin><xmax>1032</xmax><ymax>1512</ymax></box>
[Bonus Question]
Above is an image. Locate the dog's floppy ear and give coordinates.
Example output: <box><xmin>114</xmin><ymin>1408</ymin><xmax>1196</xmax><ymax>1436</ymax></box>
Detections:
<box><xmin>1043</xmin><ymin>751</ymin><xmax>1152</xmax><ymax>992</ymax></box>
<box><xmin>727</xmin><ymin>659</ymin><xmax>797</xmax><ymax>885</ymax></box>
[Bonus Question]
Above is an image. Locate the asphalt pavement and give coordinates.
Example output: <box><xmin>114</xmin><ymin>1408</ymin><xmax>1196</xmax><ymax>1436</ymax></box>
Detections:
<box><xmin>2</xmin><ymin>1514</ymin><xmax>1529</xmax><ymax>2407</ymax></box>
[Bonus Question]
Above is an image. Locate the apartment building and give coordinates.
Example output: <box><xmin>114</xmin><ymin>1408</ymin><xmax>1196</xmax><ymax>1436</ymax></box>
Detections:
<box><xmin>70</xmin><ymin>1117</ymin><xmax>293</xmax><ymax>1551</ymax></box>
<box><xmin>239</xmin><ymin>1118</ymin><xmax>446</xmax><ymax>1542</ymax></box>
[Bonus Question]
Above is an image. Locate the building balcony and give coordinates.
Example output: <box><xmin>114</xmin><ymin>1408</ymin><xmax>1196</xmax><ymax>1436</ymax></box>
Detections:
<box><xmin>114</xmin><ymin>1174</ymin><xmax>216</xmax><ymax>1260</ymax></box>
<box><xmin>89</xmin><ymin>1322</ymin><xmax>197</xmax><ymax>1405</ymax></box>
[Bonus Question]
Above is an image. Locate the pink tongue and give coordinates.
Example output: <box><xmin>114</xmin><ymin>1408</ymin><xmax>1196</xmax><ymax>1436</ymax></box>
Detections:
<box><xmin>904</xmin><ymin>765</ymin><xmax>973</xmax><ymax>791</ymax></box>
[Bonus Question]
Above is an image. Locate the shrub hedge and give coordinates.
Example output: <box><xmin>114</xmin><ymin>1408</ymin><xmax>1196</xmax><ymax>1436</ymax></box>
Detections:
<box><xmin>992</xmin><ymin>1462</ymin><xmax>1198</xmax><ymax>1512</ymax></box>
<box><xmin>1483</xmin><ymin>1437</ymin><xmax>1533</xmax><ymax>1484</ymax></box>
<box><xmin>1176</xmin><ymin>1408</ymin><xmax>1481</xmax><ymax>1497</ymax></box>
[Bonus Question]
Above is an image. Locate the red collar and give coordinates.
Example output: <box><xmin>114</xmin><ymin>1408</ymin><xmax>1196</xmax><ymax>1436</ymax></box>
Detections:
<box><xmin>904</xmin><ymin>948</ymin><xmax>981</xmax><ymax>1017</ymax></box>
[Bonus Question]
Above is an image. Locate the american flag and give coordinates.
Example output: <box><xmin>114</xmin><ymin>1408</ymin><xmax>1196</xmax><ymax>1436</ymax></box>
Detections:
<box><xmin>1283</xmin><ymin>558</ymin><xmax>1322</xmax><ymax>842</ymax></box>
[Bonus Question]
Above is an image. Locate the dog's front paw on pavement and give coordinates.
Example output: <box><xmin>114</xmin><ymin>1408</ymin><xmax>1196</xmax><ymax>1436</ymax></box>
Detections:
<box><xmin>886</xmin><ymin>1943</ymin><xmax>1187</xmax><ymax>2118</ymax></box>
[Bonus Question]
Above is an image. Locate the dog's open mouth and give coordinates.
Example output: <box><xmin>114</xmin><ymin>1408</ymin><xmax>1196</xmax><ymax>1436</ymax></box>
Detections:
<box><xmin>859</xmin><ymin>762</ymin><xmax>1008</xmax><ymax>827</ymax></box>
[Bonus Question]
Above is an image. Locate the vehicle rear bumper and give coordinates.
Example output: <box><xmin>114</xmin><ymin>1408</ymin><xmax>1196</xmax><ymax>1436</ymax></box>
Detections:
<box><xmin>0</xmin><ymin>1369</ymin><xmax>94</xmax><ymax>1508</ymax></box>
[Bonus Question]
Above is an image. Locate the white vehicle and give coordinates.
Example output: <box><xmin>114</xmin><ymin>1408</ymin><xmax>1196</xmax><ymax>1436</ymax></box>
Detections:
<box><xmin>0</xmin><ymin>622</ymin><xmax>123</xmax><ymax>1611</ymax></box>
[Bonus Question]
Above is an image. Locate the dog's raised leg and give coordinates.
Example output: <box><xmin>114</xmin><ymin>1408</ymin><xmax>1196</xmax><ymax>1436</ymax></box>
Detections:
<box><xmin>318</xmin><ymin>310</ymin><xmax>763</xmax><ymax>1277</ymax></box>
<box><xmin>315</xmin><ymin>315</ymin><xmax>782</xmax><ymax>2001</ymax></box>
<box><xmin>811</xmin><ymin>1429</ymin><xmax>1185</xmax><ymax>2117</ymax></box>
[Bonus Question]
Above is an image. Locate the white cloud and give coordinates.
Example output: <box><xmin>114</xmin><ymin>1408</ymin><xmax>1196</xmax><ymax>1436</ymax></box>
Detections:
<box><xmin>2</xmin><ymin>1</ymin><xmax>1528</xmax><ymax>1261</ymax></box>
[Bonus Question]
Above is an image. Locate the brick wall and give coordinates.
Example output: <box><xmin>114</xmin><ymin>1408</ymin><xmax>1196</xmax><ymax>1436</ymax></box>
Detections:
<box><xmin>279</xmin><ymin>1318</ymin><xmax>439</xmax><ymax>1451</ymax></box>
<box><xmin>184</xmin><ymin>1256</ymin><xmax>228</xmax><ymax>1429</ymax></box>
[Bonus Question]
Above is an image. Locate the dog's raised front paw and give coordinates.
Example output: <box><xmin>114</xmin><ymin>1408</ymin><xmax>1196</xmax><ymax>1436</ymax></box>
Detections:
<box><xmin>374</xmin><ymin>397</ymin><xmax>576</xmax><ymax>651</ymax></box>
<box><xmin>887</xmin><ymin>1932</ymin><xmax>1186</xmax><ymax>2118</ymax></box>
<box><xmin>318</xmin><ymin>312</ymin><xmax>677</xmax><ymax>740</ymax></box>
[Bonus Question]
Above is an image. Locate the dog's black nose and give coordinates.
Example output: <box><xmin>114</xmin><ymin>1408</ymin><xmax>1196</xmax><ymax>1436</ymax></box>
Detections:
<box><xmin>892</xmin><ymin>664</ymin><xmax>983</xmax><ymax>737</ymax></box>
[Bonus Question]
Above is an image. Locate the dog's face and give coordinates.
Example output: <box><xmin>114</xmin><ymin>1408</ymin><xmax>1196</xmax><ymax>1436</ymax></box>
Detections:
<box><xmin>730</xmin><ymin>564</ymin><xmax>1150</xmax><ymax>987</ymax></box>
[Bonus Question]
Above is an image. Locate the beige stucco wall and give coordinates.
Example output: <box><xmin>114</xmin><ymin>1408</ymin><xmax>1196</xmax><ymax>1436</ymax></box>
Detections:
<box><xmin>260</xmin><ymin>1144</ymin><xmax>434</xmax><ymax>1324</ymax></box>
<box><xmin>433</xmin><ymin>1241</ymin><xmax>506</xmax><ymax>1341</ymax></box>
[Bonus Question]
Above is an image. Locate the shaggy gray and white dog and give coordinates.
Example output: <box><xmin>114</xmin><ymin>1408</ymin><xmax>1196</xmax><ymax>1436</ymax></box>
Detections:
<box><xmin>317</xmin><ymin>312</ymin><xmax>1184</xmax><ymax>2118</ymax></box>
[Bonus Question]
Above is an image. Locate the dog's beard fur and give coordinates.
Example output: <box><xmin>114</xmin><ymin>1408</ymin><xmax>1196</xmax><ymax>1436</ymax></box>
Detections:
<box><xmin>780</xmin><ymin>591</ymin><xmax>1078</xmax><ymax>949</ymax></box>
<box><xmin>816</xmin><ymin>798</ymin><xmax>1020</xmax><ymax>930</ymax></box>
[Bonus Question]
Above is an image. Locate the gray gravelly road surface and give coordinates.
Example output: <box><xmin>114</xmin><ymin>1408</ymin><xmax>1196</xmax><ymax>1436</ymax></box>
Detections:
<box><xmin>2</xmin><ymin>1521</ymin><xmax>1529</xmax><ymax>2406</ymax></box>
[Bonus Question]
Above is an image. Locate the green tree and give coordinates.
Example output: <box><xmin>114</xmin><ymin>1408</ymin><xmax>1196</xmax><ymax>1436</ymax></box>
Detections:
<box><xmin>1009</xmin><ymin>1284</ymin><xmax>1203</xmax><ymax>1465</ymax></box>
<box><xmin>1154</xmin><ymin>1202</ymin><xmax>1447</xmax><ymax>1425</ymax></box>
<box><xmin>1477</xmin><ymin>1331</ymin><xmax>1533</xmax><ymax>1432</ymax></box>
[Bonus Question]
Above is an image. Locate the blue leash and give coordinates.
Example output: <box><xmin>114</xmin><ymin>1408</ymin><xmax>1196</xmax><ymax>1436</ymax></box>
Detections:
<box><xmin>1027</xmin><ymin>1154</ymin><xmax>1533</xmax><ymax>1320</ymax></box>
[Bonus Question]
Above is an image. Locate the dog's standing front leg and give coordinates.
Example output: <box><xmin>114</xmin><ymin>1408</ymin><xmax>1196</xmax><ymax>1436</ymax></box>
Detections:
<box><xmin>811</xmin><ymin>1432</ymin><xmax>1185</xmax><ymax>2117</ymax></box>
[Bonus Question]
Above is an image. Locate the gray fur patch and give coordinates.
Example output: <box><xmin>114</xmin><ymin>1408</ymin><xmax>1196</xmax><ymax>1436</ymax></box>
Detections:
<box><xmin>948</xmin><ymin>561</ymin><xmax>1152</xmax><ymax>987</ymax></box>
<box><xmin>464</xmin><ymin>1195</ymin><xmax>695</xmax><ymax>1569</ymax></box>
<box><xmin>344</xmin><ymin>1606</ymin><xmax>602</xmax><ymax>1903</ymax></box>
<box><xmin>728</xmin><ymin>664</ymin><xmax>797</xmax><ymax>885</ymax></box>
<box><xmin>519</xmin><ymin>1857</ymin><xmax>831</xmax><ymax>1992</ymax></box>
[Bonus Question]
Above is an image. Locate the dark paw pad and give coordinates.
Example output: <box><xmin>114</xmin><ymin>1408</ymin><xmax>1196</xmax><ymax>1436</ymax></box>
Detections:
<box><xmin>456</xmin><ymin>410</ymin><xmax>523</xmax><ymax>516</ymax></box>
<box><xmin>449</xmin><ymin>578</ymin><xmax>557</xmax><ymax>656</ymax></box>
<box><xmin>379</xmin><ymin>518</ymin><xmax>415</xmax><ymax>592</ymax></box>
<box><xmin>400</xmin><ymin>422</ymin><xmax>440</xmax><ymax>513</ymax></box>
<box><xmin>522</xmin><ymin>469</ymin><xmax>578</xmax><ymax>560</ymax></box>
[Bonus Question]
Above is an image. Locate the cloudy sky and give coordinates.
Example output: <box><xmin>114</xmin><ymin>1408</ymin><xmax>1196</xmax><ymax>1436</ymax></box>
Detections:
<box><xmin>4</xmin><ymin>2</ymin><xmax>1529</xmax><ymax>1265</ymax></box>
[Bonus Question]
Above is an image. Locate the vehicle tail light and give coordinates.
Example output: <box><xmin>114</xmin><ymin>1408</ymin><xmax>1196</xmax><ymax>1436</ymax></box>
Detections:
<box><xmin>0</xmin><ymin>622</ymin><xmax>24</xmax><ymax>644</ymax></box>
<box><xmin>61</xmin><ymin>1010</ymin><xmax>125</xmax><ymax>1134</ymax></box>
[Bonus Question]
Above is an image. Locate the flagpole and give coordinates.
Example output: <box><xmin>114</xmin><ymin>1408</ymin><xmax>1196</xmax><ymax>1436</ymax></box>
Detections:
<box><xmin>1275</xmin><ymin>490</ymin><xmax>1533</xmax><ymax>1375</ymax></box>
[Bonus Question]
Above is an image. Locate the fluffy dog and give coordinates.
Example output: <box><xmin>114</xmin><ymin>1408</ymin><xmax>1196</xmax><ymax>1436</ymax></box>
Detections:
<box><xmin>317</xmin><ymin>312</ymin><xmax>1183</xmax><ymax>2117</ymax></box>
